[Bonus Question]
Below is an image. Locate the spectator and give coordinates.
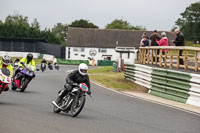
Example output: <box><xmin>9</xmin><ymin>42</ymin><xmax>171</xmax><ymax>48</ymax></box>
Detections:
<box><xmin>140</xmin><ymin>37</ymin><xmax>144</xmax><ymax>47</ymax></box>
<box><xmin>150</xmin><ymin>30</ymin><xmax>161</xmax><ymax>62</ymax></box>
<box><xmin>171</xmin><ymin>28</ymin><xmax>184</xmax><ymax>65</ymax></box>
<box><xmin>150</xmin><ymin>30</ymin><xmax>161</xmax><ymax>46</ymax></box>
<box><xmin>143</xmin><ymin>36</ymin><xmax>150</xmax><ymax>47</ymax></box>
<box><xmin>156</xmin><ymin>32</ymin><xmax>168</xmax><ymax>62</ymax></box>
<box><xmin>140</xmin><ymin>32</ymin><xmax>150</xmax><ymax>47</ymax></box>
<box><xmin>156</xmin><ymin>32</ymin><xmax>169</xmax><ymax>54</ymax></box>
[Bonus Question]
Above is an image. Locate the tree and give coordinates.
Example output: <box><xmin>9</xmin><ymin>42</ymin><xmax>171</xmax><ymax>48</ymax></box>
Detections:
<box><xmin>69</xmin><ymin>19</ymin><xmax>98</xmax><ymax>28</ymax></box>
<box><xmin>0</xmin><ymin>14</ymin><xmax>63</xmax><ymax>45</ymax></box>
<box><xmin>105</xmin><ymin>19</ymin><xmax>146</xmax><ymax>30</ymax></box>
<box><xmin>175</xmin><ymin>2</ymin><xmax>200</xmax><ymax>42</ymax></box>
<box><xmin>52</xmin><ymin>23</ymin><xmax>68</xmax><ymax>45</ymax></box>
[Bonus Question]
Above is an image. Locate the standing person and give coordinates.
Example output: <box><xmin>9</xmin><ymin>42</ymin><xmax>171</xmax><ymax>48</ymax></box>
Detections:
<box><xmin>171</xmin><ymin>29</ymin><xmax>185</xmax><ymax>65</ymax></box>
<box><xmin>143</xmin><ymin>36</ymin><xmax>150</xmax><ymax>47</ymax></box>
<box><xmin>156</xmin><ymin>32</ymin><xmax>169</xmax><ymax>62</ymax></box>
<box><xmin>156</xmin><ymin>32</ymin><xmax>169</xmax><ymax>54</ymax></box>
<box><xmin>150</xmin><ymin>30</ymin><xmax>161</xmax><ymax>62</ymax></box>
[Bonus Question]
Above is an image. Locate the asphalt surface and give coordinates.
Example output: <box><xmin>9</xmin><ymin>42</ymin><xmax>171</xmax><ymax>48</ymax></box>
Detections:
<box><xmin>0</xmin><ymin>65</ymin><xmax>200</xmax><ymax>133</ymax></box>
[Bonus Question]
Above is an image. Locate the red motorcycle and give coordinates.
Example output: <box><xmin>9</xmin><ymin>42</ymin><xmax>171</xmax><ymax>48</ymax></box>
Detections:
<box><xmin>0</xmin><ymin>68</ymin><xmax>11</xmax><ymax>94</ymax></box>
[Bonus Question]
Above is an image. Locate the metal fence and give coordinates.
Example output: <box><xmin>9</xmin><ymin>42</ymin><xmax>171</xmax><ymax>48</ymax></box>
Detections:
<box><xmin>0</xmin><ymin>39</ymin><xmax>65</xmax><ymax>58</ymax></box>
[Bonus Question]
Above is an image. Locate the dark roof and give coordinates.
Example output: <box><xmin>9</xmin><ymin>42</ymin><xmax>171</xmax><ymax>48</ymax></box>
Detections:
<box><xmin>67</xmin><ymin>27</ymin><xmax>176</xmax><ymax>49</ymax></box>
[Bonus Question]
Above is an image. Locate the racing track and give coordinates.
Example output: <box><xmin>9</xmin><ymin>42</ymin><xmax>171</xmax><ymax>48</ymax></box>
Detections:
<box><xmin>0</xmin><ymin>65</ymin><xmax>200</xmax><ymax>133</ymax></box>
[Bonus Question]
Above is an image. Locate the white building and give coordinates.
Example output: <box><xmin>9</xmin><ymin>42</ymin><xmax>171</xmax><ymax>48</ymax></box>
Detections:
<box><xmin>66</xmin><ymin>27</ymin><xmax>175</xmax><ymax>65</ymax></box>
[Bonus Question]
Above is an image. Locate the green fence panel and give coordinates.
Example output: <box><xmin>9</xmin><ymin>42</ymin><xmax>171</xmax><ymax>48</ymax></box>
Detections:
<box><xmin>113</xmin><ymin>62</ymin><xmax>118</xmax><ymax>72</ymax></box>
<box><xmin>152</xmin><ymin>75</ymin><xmax>167</xmax><ymax>85</ymax></box>
<box><xmin>150</xmin><ymin>90</ymin><xmax>187</xmax><ymax>103</ymax></box>
<box><xmin>152</xmin><ymin>83</ymin><xmax>189</xmax><ymax>95</ymax></box>
<box><xmin>152</xmin><ymin>68</ymin><xmax>167</xmax><ymax>77</ymax></box>
<box><xmin>166</xmin><ymin>70</ymin><xmax>191</xmax><ymax>81</ymax></box>
<box><xmin>57</xmin><ymin>58</ymin><xmax>89</xmax><ymax>65</ymax></box>
<box><xmin>39</xmin><ymin>54</ymin><xmax>44</xmax><ymax>59</ymax></box>
<box><xmin>97</xmin><ymin>60</ymin><xmax>114</xmax><ymax>66</ymax></box>
<box><xmin>151</xmin><ymin>83</ymin><xmax>189</xmax><ymax>98</ymax></box>
<box><xmin>151</xmin><ymin>85</ymin><xmax>165</xmax><ymax>93</ymax></box>
<box><xmin>152</xmin><ymin>75</ymin><xmax>190</xmax><ymax>91</ymax></box>
<box><xmin>166</xmin><ymin>79</ymin><xmax>190</xmax><ymax>91</ymax></box>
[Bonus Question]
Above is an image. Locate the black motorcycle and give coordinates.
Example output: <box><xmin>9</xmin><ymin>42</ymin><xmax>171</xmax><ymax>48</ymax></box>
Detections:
<box><xmin>54</xmin><ymin>63</ymin><xmax>59</xmax><ymax>70</ymax></box>
<box><xmin>48</xmin><ymin>63</ymin><xmax>53</xmax><ymax>70</ymax></box>
<box><xmin>52</xmin><ymin>83</ymin><xmax>91</xmax><ymax>117</ymax></box>
<box><xmin>41</xmin><ymin>63</ymin><xmax>46</xmax><ymax>72</ymax></box>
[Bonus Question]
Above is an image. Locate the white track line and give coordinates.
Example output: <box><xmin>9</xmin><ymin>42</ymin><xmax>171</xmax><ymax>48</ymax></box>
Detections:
<box><xmin>91</xmin><ymin>81</ymin><xmax>200</xmax><ymax>116</ymax></box>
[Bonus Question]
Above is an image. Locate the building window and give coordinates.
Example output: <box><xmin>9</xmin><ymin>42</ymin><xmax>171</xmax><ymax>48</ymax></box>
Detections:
<box><xmin>80</xmin><ymin>48</ymin><xmax>85</xmax><ymax>52</ymax></box>
<box><xmin>99</xmin><ymin>48</ymin><xmax>107</xmax><ymax>53</ymax></box>
<box><xmin>73</xmin><ymin>47</ymin><xmax>85</xmax><ymax>52</ymax></box>
<box><xmin>73</xmin><ymin>48</ymin><xmax>78</xmax><ymax>52</ymax></box>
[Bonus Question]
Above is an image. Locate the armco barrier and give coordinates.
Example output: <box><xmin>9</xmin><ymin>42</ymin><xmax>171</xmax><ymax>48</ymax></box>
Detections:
<box><xmin>124</xmin><ymin>64</ymin><xmax>200</xmax><ymax>107</ymax></box>
<box><xmin>57</xmin><ymin>58</ymin><xmax>89</xmax><ymax>65</ymax></box>
<box><xmin>0</xmin><ymin>51</ymin><xmax>55</xmax><ymax>61</ymax></box>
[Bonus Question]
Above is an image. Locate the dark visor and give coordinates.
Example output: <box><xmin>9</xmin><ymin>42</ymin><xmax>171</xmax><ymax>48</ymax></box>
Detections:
<box><xmin>81</xmin><ymin>69</ymin><xmax>87</xmax><ymax>73</ymax></box>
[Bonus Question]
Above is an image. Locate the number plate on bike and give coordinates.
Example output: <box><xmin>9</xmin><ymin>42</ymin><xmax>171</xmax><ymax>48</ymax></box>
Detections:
<box><xmin>80</xmin><ymin>83</ymin><xmax>88</xmax><ymax>92</ymax></box>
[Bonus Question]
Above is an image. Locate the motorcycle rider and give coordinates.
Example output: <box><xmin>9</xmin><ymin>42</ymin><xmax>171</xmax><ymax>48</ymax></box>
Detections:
<box><xmin>14</xmin><ymin>58</ymin><xmax>20</xmax><ymax>68</ymax></box>
<box><xmin>56</xmin><ymin>63</ymin><xmax>91</xmax><ymax>104</ymax></box>
<box><xmin>54</xmin><ymin>62</ymin><xmax>59</xmax><ymax>70</ymax></box>
<box><xmin>13</xmin><ymin>53</ymin><xmax>36</xmax><ymax>78</ymax></box>
<box><xmin>48</xmin><ymin>61</ymin><xmax>53</xmax><ymax>70</ymax></box>
<box><xmin>0</xmin><ymin>54</ymin><xmax>13</xmax><ymax>91</ymax></box>
<box><xmin>41</xmin><ymin>59</ymin><xmax>47</xmax><ymax>70</ymax></box>
<box><xmin>41</xmin><ymin>59</ymin><xmax>47</xmax><ymax>64</ymax></box>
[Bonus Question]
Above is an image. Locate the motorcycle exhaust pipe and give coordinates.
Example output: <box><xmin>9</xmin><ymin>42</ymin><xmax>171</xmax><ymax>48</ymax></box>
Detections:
<box><xmin>52</xmin><ymin>101</ymin><xmax>63</xmax><ymax>110</ymax></box>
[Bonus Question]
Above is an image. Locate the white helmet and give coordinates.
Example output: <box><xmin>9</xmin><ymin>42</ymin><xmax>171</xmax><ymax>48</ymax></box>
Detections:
<box><xmin>78</xmin><ymin>63</ymin><xmax>88</xmax><ymax>75</ymax></box>
<box><xmin>2</xmin><ymin>54</ymin><xmax>11</xmax><ymax>65</ymax></box>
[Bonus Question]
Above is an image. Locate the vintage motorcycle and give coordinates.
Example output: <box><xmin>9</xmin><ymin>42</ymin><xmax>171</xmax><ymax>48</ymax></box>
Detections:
<box><xmin>0</xmin><ymin>68</ymin><xmax>11</xmax><ymax>94</ymax></box>
<box><xmin>52</xmin><ymin>83</ymin><xmax>91</xmax><ymax>117</ymax></box>
<box><xmin>11</xmin><ymin>63</ymin><xmax>35</xmax><ymax>92</ymax></box>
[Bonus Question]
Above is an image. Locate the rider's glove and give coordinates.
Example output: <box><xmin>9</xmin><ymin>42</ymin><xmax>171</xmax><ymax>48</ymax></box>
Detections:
<box><xmin>87</xmin><ymin>90</ymin><xmax>91</xmax><ymax>95</ymax></box>
<box><xmin>68</xmin><ymin>80</ymin><xmax>74</xmax><ymax>85</ymax></box>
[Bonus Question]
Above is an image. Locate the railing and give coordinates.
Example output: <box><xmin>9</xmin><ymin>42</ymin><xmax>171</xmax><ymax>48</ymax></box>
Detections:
<box><xmin>139</xmin><ymin>46</ymin><xmax>200</xmax><ymax>71</ymax></box>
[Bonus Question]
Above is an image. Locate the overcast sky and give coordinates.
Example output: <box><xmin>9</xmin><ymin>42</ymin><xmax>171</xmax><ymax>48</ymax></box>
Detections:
<box><xmin>0</xmin><ymin>0</ymin><xmax>199</xmax><ymax>31</ymax></box>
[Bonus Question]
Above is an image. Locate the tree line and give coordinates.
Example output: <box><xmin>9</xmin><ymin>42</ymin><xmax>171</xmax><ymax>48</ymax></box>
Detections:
<box><xmin>0</xmin><ymin>14</ymin><xmax>146</xmax><ymax>46</ymax></box>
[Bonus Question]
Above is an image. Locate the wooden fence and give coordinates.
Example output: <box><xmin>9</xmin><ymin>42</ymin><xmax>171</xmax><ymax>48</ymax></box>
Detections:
<box><xmin>139</xmin><ymin>46</ymin><xmax>200</xmax><ymax>71</ymax></box>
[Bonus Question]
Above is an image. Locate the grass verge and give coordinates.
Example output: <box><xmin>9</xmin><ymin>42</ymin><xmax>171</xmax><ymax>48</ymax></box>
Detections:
<box><xmin>88</xmin><ymin>66</ymin><xmax>147</xmax><ymax>92</ymax></box>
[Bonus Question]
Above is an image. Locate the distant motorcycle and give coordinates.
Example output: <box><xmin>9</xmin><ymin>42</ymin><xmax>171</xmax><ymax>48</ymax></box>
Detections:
<box><xmin>0</xmin><ymin>68</ymin><xmax>11</xmax><ymax>94</ymax></box>
<box><xmin>48</xmin><ymin>63</ymin><xmax>53</xmax><ymax>70</ymax></box>
<box><xmin>12</xmin><ymin>62</ymin><xmax>35</xmax><ymax>92</ymax></box>
<box><xmin>54</xmin><ymin>63</ymin><xmax>59</xmax><ymax>70</ymax></box>
<box><xmin>41</xmin><ymin>63</ymin><xmax>46</xmax><ymax>72</ymax></box>
<box><xmin>13</xmin><ymin>61</ymin><xmax>19</xmax><ymax>69</ymax></box>
<box><xmin>52</xmin><ymin>83</ymin><xmax>91</xmax><ymax>117</ymax></box>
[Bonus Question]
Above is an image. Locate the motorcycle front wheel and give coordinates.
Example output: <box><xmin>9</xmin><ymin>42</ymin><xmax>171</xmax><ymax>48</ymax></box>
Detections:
<box><xmin>20</xmin><ymin>78</ymin><xmax>29</xmax><ymax>92</ymax></box>
<box><xmin>70</xmin><ymin>95</ymin><xmax>86</xmax><ymax>117</ymax></box>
